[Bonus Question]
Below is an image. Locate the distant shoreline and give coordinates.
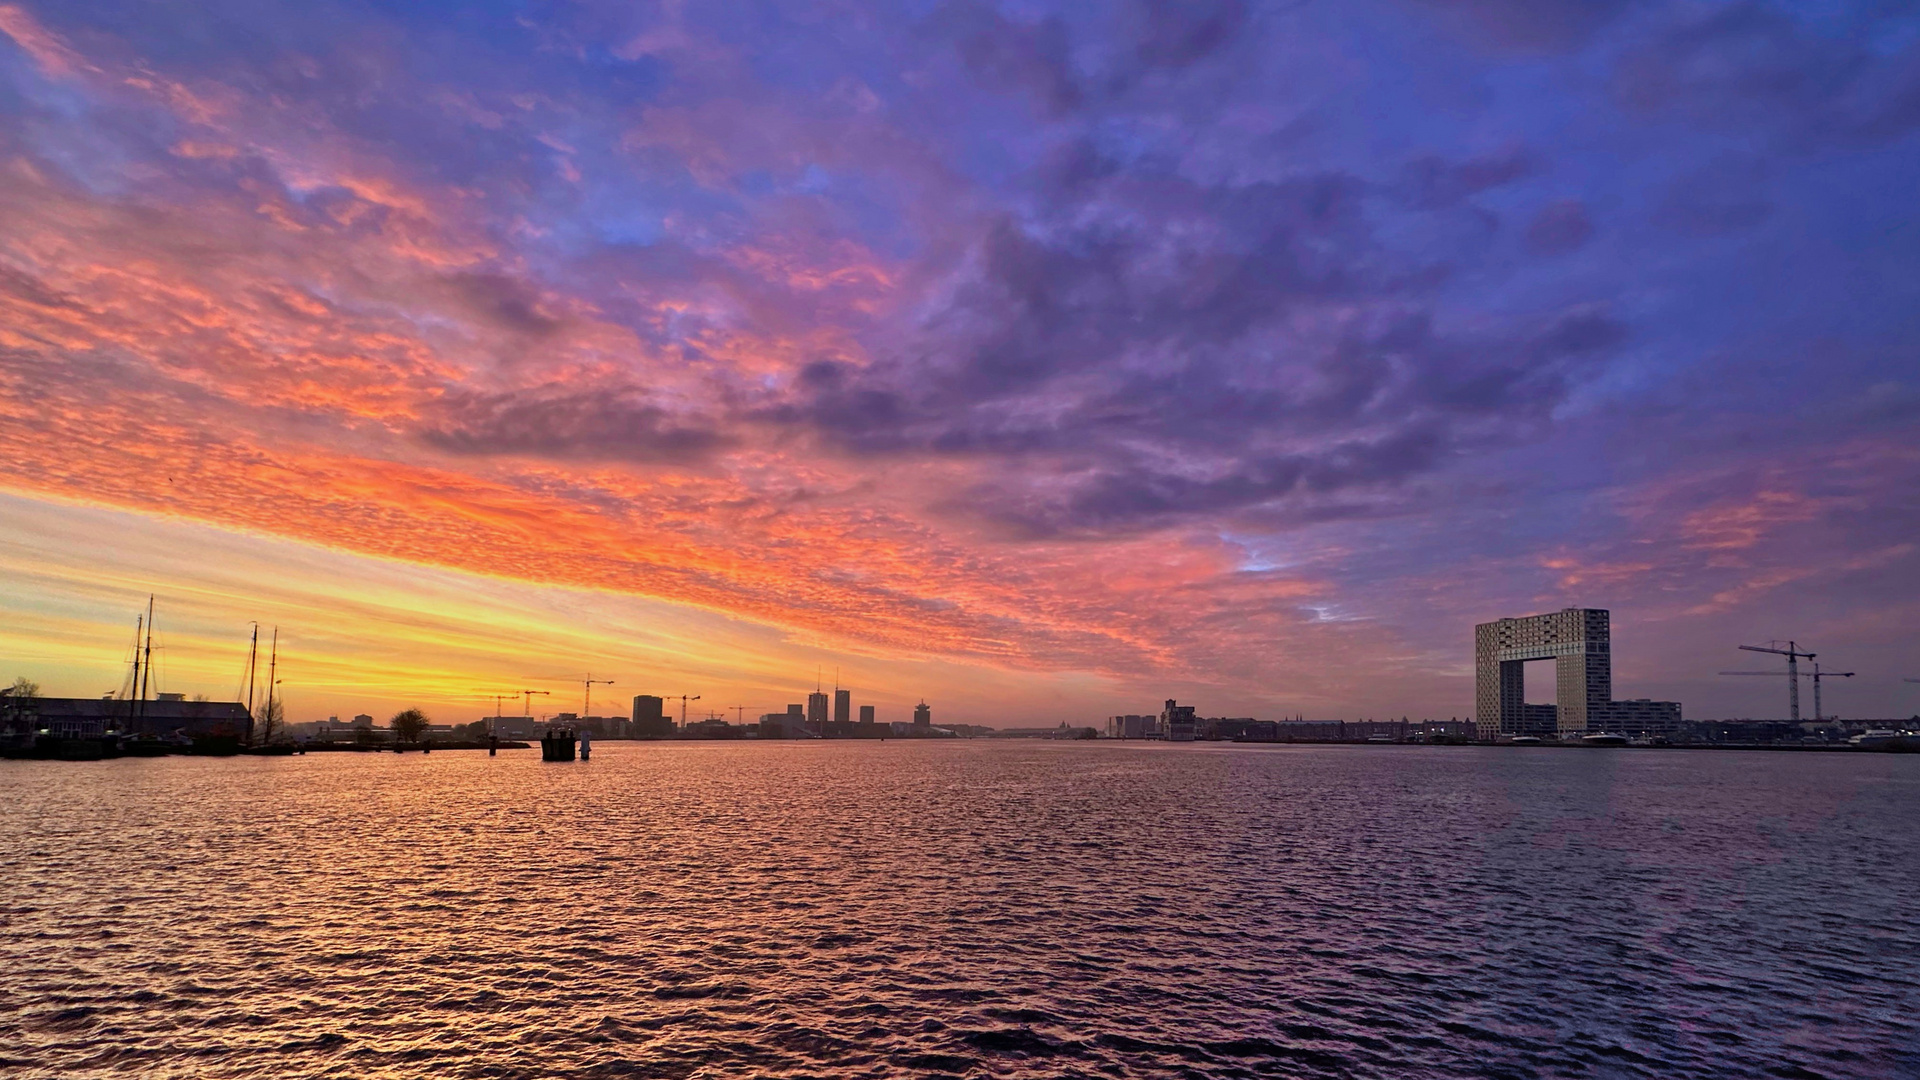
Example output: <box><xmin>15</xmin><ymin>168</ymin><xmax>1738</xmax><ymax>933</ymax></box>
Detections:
<box><xmin>4</xmin><ymin>737</ymin><xmax>1914</xmax><ymax>762</ymax></box>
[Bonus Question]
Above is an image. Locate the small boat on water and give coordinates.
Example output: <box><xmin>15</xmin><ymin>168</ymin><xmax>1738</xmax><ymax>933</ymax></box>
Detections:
<box><xmin>1509</xmin><ymin>735</ymin><xmax>1543</xmax><ymax>746</ymax></box>
<box><xmin>121</xmin><ymin>733</ymin><xmax>186</xmax><ymax>757</ymax></box>
<box><xmin>1581</xmin><ymin>733</ymin><xmax>1629</xmax><ymax>747</ymax></box>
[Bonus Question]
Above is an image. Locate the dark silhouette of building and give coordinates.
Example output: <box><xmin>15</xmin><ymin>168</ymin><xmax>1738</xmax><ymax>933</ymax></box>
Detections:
<box><xmin>913</xmin><ymin>701</ymin><xmax>931</xmax><ymax>727</ymax></box>
<box><xmin>859</xmin><ymin>704</ymin><xmax>875</xmax><ymax>724</ymax></box>
<box><xmin>834</xmin><ymin>688</ymin><xmax>851</xmax><ymax>725</ymax></box>
<box><xmin>631</xmin><ymin>695</ymin><xmax>671</xmax><ymax>739</ymax></box>
<box><xmin>3</xmin><ymin>696</ymin><xmax>251</xmax><ymax>741</ymax></box>
<box><xmin>807</xmin><ymin>691</ymin><xmax>828</xmax><ymax>726</ymax></box>
<box><xmin>486</xmin><ymin>715</ymin><xmax>537</xmax><ymax>739</ymax></box>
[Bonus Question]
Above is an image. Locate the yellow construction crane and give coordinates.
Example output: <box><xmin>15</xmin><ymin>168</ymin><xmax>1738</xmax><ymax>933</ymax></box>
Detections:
<box><xmin>519</xmin><ymin>688</ymin><xmax>551</xmax><ymax>721</ymax></box>
<box><xmin>474</xmin><ymin>690</ymin><xmax>524</xmax><ymax>734</ymax></box>
<box><xmin>581</xmin><ymin>674</ymin><xmax>614</xmax><ymax>722</ymax></box>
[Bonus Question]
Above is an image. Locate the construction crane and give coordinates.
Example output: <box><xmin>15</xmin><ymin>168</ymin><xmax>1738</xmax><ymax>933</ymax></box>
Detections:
<box><xmin>1737</xmin><ymin>641</ymin><xmax>1815</xmax><ymax>722</ymax></box>
<box><xmin>669</xmin><ymin>694</ymin><xmax>700</xmax><ymax>731</ymax></box>
<box><xmin>1720</xmin><ymin>663</ymin><xmax>1854</xmax><ymax>723</ymax></box>
<box><xmin>519</xmin><ymin>688</ymin><xmax>551</xmax><ymax>723</ymax></box>
<box><xmin>731</xmin><ymin>705</ymin><xmax>751</xmax><ymax>725</ymax></box>
<box><xmin>475</xmin><ymin>690</ymin><xmax>520</xmax><ymax>726</ymax></box>
<box><xmin>581</xmin><ymin>673</ymin><xmax>614</xmax><ymax>723</ymax></box>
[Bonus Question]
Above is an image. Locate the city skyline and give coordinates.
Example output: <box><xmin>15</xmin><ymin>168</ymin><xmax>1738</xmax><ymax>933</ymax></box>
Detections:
<box><xmin>1</xmin><ymin>3</ymin><xmax>1918</xmax><ymax>723</ymax></box>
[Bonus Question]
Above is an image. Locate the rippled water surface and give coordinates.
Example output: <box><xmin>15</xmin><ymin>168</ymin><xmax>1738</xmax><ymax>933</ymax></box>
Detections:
<box><xmin>3</xmin><ymin>742</ymin><xmax>1917</xmax><ymax>1078</ymax></box>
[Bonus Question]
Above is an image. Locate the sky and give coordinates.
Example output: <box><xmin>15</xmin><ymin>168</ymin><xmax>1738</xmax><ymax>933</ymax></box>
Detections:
<box><xmin>1</xmin><ymin>0</ymin><xmax>1917</xmax><ymax>725</ymax></box>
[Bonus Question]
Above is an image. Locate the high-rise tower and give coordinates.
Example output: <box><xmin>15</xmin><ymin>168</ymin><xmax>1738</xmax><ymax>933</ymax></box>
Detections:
<box><xmin>1473</xmin><ymin>608</ymin><xmax>1679</xmax><ymax>739</ymax></box>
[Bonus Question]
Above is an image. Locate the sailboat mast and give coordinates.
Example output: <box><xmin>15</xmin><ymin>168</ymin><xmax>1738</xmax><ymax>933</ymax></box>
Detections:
<box><xmin>264</xmin><ymin>627</ymin><xmax>278</xmax><ymax>735</ymax></box>
<box><xmin>245</xmin><ymin>624</ymin><xmax>259</xmax><ymax>721</ymax></box>
<box><xmin>128</xmin><ymin>613</ymin><xmax>143</xmax><ymax>731</ymax></box>
<box><xmin>138</xmin><ymin>596</ymin><xmax>154</xmax><ymax>724</ymax></box>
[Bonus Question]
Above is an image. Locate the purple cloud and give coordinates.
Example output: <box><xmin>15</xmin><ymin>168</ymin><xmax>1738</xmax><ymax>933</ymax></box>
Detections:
<box><xmin>1525</xmin><ymin>199</ymin><xmax>1594</xmax><ymax>255</ymax></box>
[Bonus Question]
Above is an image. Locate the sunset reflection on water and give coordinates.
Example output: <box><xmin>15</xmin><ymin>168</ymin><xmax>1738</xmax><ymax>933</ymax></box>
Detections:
<box><xmin>3</xmin><ymin>742</ymin><xmax>1916</xmax><ymax>1078</ymax></box>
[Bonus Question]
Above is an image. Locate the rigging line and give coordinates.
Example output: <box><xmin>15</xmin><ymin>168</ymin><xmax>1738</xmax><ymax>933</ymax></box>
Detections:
<box><xmin>118</xmin><ymin>616</ymin><xmax>140</xmax><ymax>703</ymax></box>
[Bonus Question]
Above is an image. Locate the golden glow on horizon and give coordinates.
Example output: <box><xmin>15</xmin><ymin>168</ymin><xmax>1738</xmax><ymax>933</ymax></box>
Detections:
<box><xmin>0</xmin><ymin>489</ymin><xmax>1140</xmax><ymax>725</ymax></box>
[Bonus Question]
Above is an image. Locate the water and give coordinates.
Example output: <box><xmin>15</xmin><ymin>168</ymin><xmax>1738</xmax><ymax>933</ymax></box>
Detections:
<box><xmin>2</xmin><ymin>742</ymin><xmax>1916</xmax><ymax>1079</ymax></box>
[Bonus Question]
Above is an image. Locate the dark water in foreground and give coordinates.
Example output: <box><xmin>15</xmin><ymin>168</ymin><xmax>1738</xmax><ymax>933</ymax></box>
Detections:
<box><xmin>2</xmin><ymin>743</ymin><xmax>1917</xmax><ymax>1079</ymax></box>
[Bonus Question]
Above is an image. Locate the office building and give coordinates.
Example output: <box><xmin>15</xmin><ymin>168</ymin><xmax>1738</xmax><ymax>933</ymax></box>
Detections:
<box><xmin>760</xmin><ymin>703</ymin><xmax>807</xmax><ymax>740</ymax></box>
<box><xmin>631</xmin><ymin>695</ymin><xmax>671</xmax><ymax>739</ymax></box>
<box><xmin>834</xmin><ymin>688</ymin><xmax>851</xmax><ymax>725</ymax></box>
<box><xmin>913</xmin><ymin>701</ymin><xmax>931</xmax><ymax>727</ymax></box>
<box><xmin>807</xmin><ymin>691</ymin><xmax>828</xmax><ymax>725</ymax></box>
<box><xmin>859</xmin><ymin>704</ymin><xmax>875</xmax><ymax>724</ymax></box>
<box><xmin>1599</xmin><ymin>698</ymin><xmax>1683</xmax><ymax>736</ymax></box>
<box><xmin>1161</xmin><ymin>699</ymin><xmax>1197</xmax><ymax>741</ymax></box>
<box><xmin>1474</xmin><ymin>608</ymin><xmax>1681</xmax><ymax>739</ymax></box>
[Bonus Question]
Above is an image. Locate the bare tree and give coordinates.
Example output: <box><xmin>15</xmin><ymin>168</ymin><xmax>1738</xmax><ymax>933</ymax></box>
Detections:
<box><xmin>3</xmin><ymin>676</ymin><xmax>36</xmax><ymax>732</ymax></box>
<box><xmin>256</xmin><ymin>698</ymin><xmax>285</xmax><ymax>745</ymax></box>
<box><xmin>390</xmin><ymin>707</ymin><xmax>430</xmax><ymax>743</ymax></box>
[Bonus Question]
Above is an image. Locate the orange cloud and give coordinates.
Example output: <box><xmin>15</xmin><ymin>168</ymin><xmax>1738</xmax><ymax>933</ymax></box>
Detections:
<box><xmin>1679</xmin><ymin>490</ymin><xmax>1824</xmax><ymax>552</ymax></box>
